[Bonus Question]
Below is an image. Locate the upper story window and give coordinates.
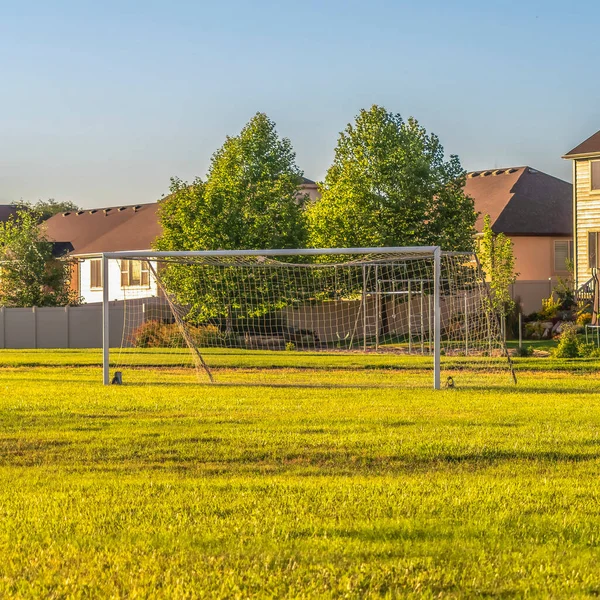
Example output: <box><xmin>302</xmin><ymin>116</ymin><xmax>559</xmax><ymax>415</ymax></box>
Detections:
<box><xmin>90</xmin><ymin>259</ymin><xmax>103</xmax><ymax>289</ymax></box>
<box><xmin>120</xmin><ymin>260</ymin><xmax>150</xmax><ymax>288</ymax></box>
<box><xmin>554</xmin><ymin>240</ymin><xmax>573</xmax><ymax>273</ymax></box>
<box><xmin>591</xmin><ymin>160</ymin><xmax>600</xmax><ymax>190</ymax></box>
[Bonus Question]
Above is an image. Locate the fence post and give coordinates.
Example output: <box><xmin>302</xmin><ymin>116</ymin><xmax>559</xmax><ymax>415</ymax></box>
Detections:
<box><xmin>362</xmin><ymin>264</ymin><xmax>368</xmax><ymax>351</ymax></box>
<box><xmin>408</xmin><ymin>279</ymin><xmax>412</xmax><ymax>353</ymax></box>
<box><xmin>464</xmin><ymin>291</ymin><xmax>469</xmax><ymax>355</ymax></box>
<box><xmin>66</xmin><ymin>305</ymin><xmax>70</xmax><ymax>348</ymax></box>
<box><xmin>518</xmin><ymin>312</ymin><xmax>522</xmax><ymax>349</ymax></box>
<box><xmin>420</xmin><ymin>281</ymin><xmax>424</xmax><ymax>354</ymax></box>
<box><xmin>0</xmin><ymin>307</ymin><xmax>4</xmax><ymax>349</ymax></box>
<box><xmin>375</xmin><ymin>265</ymin><xmax>379</xmax><ymax>350</ymax></box>
<box><xmin>428</xmin><ymin>294</ymin><xmax>432</xmax><ymax>354</ymax></box>
<box><xmin>32</xmin><ymin>306</ymin><xmax>37</xmax><ymax>349</ymax></box>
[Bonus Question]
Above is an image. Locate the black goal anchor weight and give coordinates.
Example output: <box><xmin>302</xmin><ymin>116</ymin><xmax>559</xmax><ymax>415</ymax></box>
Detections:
<box><xmin>111</xmin><ymin>371</ymin><xmax>123</xmax><ymax>385</ymax></box>
<box><xmin>445</xmin><ymin>376</ymin><xmax>455</xmax><ymax>389</ymax></box>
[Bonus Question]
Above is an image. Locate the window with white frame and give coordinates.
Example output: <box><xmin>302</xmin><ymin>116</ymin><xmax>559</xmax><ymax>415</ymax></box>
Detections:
<box><xmin>90</xmin><ymin>259</ymin><xmax>103</xmax><ymax>289</ymax></box>
<box><xmin>554</xmin><ymin>240</ymin><xmax>573</xmax><ymax>272</ymax></box>
<box><xmin>592</xmin><ymin>160</ymin><xmax>600</xmax><ymax>191</ymax></box>
<box><xmin>120</xmin><ymin>260</ymin><xmax>150</xmax><ymax>287</ymax></box>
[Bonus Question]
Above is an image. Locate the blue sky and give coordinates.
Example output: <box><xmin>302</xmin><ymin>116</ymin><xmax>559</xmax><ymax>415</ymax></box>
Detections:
<box><xmin>1</xmin><ymin>0</ymin><xmax>599</xmax><ymax>208</ymax></box>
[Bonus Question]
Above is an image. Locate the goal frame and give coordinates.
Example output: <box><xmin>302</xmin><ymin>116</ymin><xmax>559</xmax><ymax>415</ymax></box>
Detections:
<box><xmin>101</xmin><ymin>246</ymin><xmax>444</xmax><ymax>388</ymax></box>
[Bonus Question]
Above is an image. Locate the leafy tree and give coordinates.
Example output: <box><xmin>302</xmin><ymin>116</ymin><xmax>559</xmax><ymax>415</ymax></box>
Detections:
<box><xmin>0</xmin><ymin>207</ymin><xmax>79</xmax><ymax>307</ymax></box>
<box><xmin>478</xmin><ymin>214</ymin><xmax>517</xmax><ymax>316</ymax></box>
<box><xmin>157</xmin><ymin>112</ymin><xmax>306</xmax><ymax>253</ymax></box>
<box><xmin>155</xmin><ymin>113</ymin><xmax>308</xmax><ymax>328</ymax></box>
<box><xmin>306</xmin><ymin>105</ymin><xmax>477</xmax><ymax>252</ymax></box>
<box><xmin>30</xmin><ymin>199</ymin><xmax>80</xmax><ymax>222</ymax></box>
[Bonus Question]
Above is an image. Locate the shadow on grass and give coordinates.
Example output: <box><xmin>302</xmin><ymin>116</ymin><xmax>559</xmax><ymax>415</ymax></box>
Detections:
<box><xmin>2</xmin><ymin>374</ymin><xmax>599</xmax><ymax>395</ymax></box>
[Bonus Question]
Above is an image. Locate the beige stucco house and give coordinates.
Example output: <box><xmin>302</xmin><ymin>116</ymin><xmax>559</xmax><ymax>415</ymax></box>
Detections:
<box><xmin>562</xmin><ymin>132</ymin><xmax>600</xmax><ymax>289</ymax></box>
<box><xmin>464</xmin><ymin>166</ymin><xmax>572</xmax><ymax>313</ymax></box>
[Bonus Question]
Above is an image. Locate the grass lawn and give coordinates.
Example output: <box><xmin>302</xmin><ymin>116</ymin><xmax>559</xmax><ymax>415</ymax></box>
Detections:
<box><xmin>1</xmin><ymin>350</ymin><xmax>600</xmax><ymax>597</ymax></box>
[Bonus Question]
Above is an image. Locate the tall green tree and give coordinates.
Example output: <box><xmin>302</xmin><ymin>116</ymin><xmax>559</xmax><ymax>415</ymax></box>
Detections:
<box><xmin>307</xmin><ymin>105</ymin><xmax>477</xmax><ymax>251</ymax></box>
<box><xmin>30</xmin><ymin>199</ymin><xmax>80</xmax><ymax>222</ymax></box>
<box><xmin>155</xmin><ymin>113</ymin><xmax>308</xmax><ymax>325</ymax></box>
<box><xmin>0</xmin><ymin>208</ymin><xmax>78</xmax><ymax>307</ymax></box>
<box><xmin>478</xmin><ymin>214</ymin><xmax>517</xmax><ymax>316</ymax></box>
<box><xmin>156</xmin><ymin>112</ymin><xmax>306</xmax><ymax>253</ymax></box>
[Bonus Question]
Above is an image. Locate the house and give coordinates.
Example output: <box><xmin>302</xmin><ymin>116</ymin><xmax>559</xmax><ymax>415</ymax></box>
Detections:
<box><xmin>44</xmin><ymin>178</ymin><xmax>319</xmax><ymax>304</ymax></box>
<box><xmin>464</xmin><ymin>166</ymin><xmax>572</xmax><ymax>313</ymax></box>
<box><xmin>300</xmin><ymin>177</ymin><xmax>319</xmax><ymax>202</ymax></box>
<box><xmin>0</xmin><ymin>205</ymin><xmax>19</xmax><ymax>223</ymax></box>
<box><xmin>562</xmin><ymin>131</ymin><xmax>600</xmax><ymax>290</ymax></box>
<box><xmin>44</xmin><ymin>204</ymin><xmax>161</xmax><ymax>303</ymax></box>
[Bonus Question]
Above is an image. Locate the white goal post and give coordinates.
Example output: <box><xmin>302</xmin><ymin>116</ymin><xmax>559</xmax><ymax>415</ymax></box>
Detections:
<box><xmin>101</xmin><ymin>246</ymin><xmax>515</xmax><ymax>389</ymax></box>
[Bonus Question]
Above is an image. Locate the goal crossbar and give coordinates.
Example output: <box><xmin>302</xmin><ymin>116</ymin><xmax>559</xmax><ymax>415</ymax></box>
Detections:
<box><xmin>101</xmin><ymin>246</ymin><xmax>440</xmax><ymax>260</ymax></box>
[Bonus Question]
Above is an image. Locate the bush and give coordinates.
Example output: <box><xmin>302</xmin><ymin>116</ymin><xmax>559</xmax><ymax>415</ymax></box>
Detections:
<box><xmin>539</xmin><ymin>296</ymin><xmax>561</xmax><ymax>321</ymax></box>
<box><xmin>553</xmin><ymin>322</ymin><xmax>580</xmax><ymax>358</ymax></box>
<box><xmin>576</xmin><ymin>311</ymin><xmax>592</xmax><ymax>327</ymax></box>
<box><xmin>131</xmin><ymin>320</ymin><xmax>174</xmax><ymax>348</ymax></box>
<box><xmin>285</xmin><ymin>342</ymin><xmax>296</xmax><ymax>351</ymax></box>
<box><xmin>553</xmin><ymin>275</ymin><xmax>575</xmax><ymax>310</ymax></box>
<box><xmin>577</xmin><ymin>342</ymin><xmax>600</xmax><ymax>358</ymax></box>
<box><xmin>514</xmin><ymin>345</ymin><xmax>534</xmax><ymax>357</ymax></box>
<box><xmin>131</xmin><ymin>320</ymin><xmax>240</xmax><ymax>349</ymax></box>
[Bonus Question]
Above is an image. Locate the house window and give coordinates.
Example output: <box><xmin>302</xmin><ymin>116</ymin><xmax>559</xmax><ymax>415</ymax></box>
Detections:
<box><xmin>90</xmin><ymin>259</ymin><xmax>103</xmax><ymax>289</ymax></box>
<box><xmin>589</xmin><ymin>232</ymin><xmax>600</xmax><ymax>270</ymax></box>
<box><xmin>120</xmin><ymin>260</ymin><xmax>150</xmax><ymax>287</ymax></box>
<box><xmin>554</xmin><ymin>240</ymin><xmax>573</xmax><ymax>272</ymax></box>
<box><xmin>591</xmin><ymin>161</ymin><xmax>600</xmax><ymax>191</ymax></box>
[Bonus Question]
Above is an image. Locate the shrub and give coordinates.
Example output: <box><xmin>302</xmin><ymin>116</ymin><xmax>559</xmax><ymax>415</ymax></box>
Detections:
<box><xmin>285</xmin><ymin>342</ymin><xmax>296</xmax><ymax>351</ymax></box>
<box><xmin>525</xmin><ymin>321</ymin><xmax>544</xmax><ymax>339</ymax></box>
<box><xmin>131</xmin><ymin>320</ymin><xmax>172</xmax><ymax>348</ymax></box>
<box><xmin>188</xmin><ymin>324</ymin><xmax>232</xmax><ymax>347</ymax></box>
<box><xmin>514</xmin><ymin>345</ymin><xmax>534</xmax><ymax>357</ymax></box>
<box><xmin>577</xmin><ymin>342</ymin><xmax>600</xmax><ymax>358</ymax></box>
<box><xmin>553</xmin><ymin>274</ymin><xmax>575</xmax><ymax>310</ymax></box>
<box><xmin>131</xmin><ymin>320</ymin><xmax>241</xmax><ymax>349</ymax></box>
<box><xmin>539</xmin><ymin>296</ymin><xmax>561</xmax><ymax>321</ymax></box>
<box><xmin>576</xmin><ymin>311</ymin><xmax>592</xmax><ymax>327</ymax></box>
<box><xmin>553</xmin><ymin>322</ymin><xmax>580</xmax><ymax>358</ymax></box>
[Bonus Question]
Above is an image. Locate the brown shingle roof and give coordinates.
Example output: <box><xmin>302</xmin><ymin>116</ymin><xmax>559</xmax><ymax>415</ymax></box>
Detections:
<box><xmin>464</xmin><ymin>167</ymin><xmax>572</xmax><ymax>236</ymax></box>
<box><xmin>44</xmin><ymin>178</ymin><xmax>320</xmax><ymax>255</ymax></box>
<box><xmin>44</xmin><ymin>203</ymin><xmax>161</xmax><ymax>255</ymax></box>
<box><xmin>563</xmin><ymin>130</ymin><xmax>600</xmax><ymax>158</ymax></box>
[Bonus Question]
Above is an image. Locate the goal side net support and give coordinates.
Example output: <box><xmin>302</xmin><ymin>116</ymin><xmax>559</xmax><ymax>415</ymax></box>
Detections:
<box><xmin>101</xmin><ymin>247</ymin><xmax>516</xmax><ymax>389</ymax></box>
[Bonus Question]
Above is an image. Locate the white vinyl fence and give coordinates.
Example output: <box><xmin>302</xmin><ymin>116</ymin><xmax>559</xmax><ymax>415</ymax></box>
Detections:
<box><xmin>0</xmin><ymin>280</ymin><xmax>553</xmax><ymax>349</ymax></box>
<box><xmin>0</xmin><ymin>300</ymin><xmax>168</xmax><ymax>349</ymax></box>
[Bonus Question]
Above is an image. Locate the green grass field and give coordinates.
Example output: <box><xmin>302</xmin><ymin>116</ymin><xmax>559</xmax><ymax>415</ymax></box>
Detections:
<box><xmin>2</xmin><ymin>349</ymin><xmax>600</xmax><ymax>597</ymax></box>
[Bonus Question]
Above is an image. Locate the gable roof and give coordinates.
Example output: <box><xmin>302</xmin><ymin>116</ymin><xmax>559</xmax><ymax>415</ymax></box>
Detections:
<box><xmin>43</xmin><ymin>178</ymin><xmax>319</xmax><ymax>256</ymax></box>
<box><xmin>44</xmin><ymin>203</ymin><xmax>161</xmax><ymax>255</ymax></box>
<box><xmin>464</xmin><ymin>167</ymin><xmax>572</xmax><ymax>236</ymax></box>
<box><xmin>563</xmin><ymin>130</ymin><xmax>600</xmax><ymax>158</ymax></box>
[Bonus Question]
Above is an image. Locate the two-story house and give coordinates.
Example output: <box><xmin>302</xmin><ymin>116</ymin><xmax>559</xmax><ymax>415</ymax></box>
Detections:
<box><xmin>563</xmin><ymin>132</ymin><xmax>600</xmax><ymax>290</ymax></box>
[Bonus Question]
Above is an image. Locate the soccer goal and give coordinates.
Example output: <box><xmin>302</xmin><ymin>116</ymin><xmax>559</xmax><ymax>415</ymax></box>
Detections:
<box><xmin>101</xmin><ymin>246</ymin><xmax>516</xmax><ymax>389</ymax></box>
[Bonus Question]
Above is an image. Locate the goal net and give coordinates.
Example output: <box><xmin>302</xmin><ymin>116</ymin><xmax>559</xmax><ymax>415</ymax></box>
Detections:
<box><xmin>101</xmin><ymin>247</ymin><xmax>516</xmax><ymax>389</ymax></box>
